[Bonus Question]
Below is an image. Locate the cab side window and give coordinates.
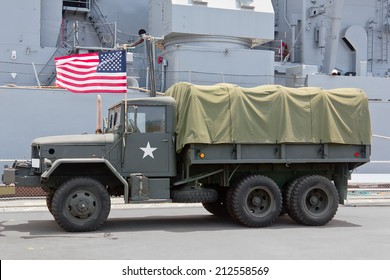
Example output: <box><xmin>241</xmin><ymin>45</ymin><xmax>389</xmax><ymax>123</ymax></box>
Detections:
<box><xmin>128</xmin><ymin>106</ymin><xmax>166</xmax><ymax>133</ymax></box>
<box><xmin>108</xmin><ymin>106</ymin><xmax>121</xmax><ymax>132</ymax></box>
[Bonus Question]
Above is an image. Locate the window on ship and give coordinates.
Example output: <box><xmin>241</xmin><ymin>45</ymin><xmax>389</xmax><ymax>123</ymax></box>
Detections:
<box><xmin>63</xmin><ymin>0</ymin><xmax>89</xmax><ymax>9</ymax></box>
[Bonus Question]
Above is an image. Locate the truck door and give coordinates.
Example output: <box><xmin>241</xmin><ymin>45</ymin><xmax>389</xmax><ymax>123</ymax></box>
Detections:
<box><xmin>122</xmin><ymin>105</ymin><xmax>175</xmax><ymax>177</ymax></box>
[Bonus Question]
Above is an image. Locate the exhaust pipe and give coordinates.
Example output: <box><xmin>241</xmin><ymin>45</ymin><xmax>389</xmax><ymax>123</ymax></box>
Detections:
<box><xmin>96</xmin><ymin>95</ymin><xmax>102</xmax><ymax>134</ymax></box>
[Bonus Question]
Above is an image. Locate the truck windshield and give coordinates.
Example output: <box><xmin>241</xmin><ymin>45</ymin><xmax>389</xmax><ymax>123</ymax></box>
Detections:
<box><xmin>128</xmin><ymin>106</ymin><xmax>166</xmax><ymax>133</ymax></box>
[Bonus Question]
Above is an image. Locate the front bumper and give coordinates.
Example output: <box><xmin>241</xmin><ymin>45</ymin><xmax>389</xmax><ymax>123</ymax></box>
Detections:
<box><xmin>2</xmin><ymin>160</ymin><xmax>41</xmax><ymax>187</ymax></box>
<box><xmin>2</xmin><ymin>167</ymin><xmax>15</xmax><ymax>185</ymax></box>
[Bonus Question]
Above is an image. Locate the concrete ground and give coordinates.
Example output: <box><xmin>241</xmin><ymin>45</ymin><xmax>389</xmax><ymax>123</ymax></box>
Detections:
<box><xmin>0</xmin><ymin>196</ymin><xmax>390</xmax><ymax>260</ymax></box>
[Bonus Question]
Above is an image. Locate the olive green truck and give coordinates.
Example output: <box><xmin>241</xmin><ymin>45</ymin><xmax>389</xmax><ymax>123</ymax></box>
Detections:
<box><xmin>2</xmin><ymin>83</ymin><xmax>371</xmax><ymax>232</ymax></box>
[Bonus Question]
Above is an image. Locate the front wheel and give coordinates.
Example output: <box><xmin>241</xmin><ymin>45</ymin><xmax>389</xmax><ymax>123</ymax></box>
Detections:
<box><xmin>45</xmin><ymin>192</ymin><xmax>54</xmax><ymax>215</ymax></box>
<box><xmin>227</xmin><ymin>175</ymin><xmax>282</xmax><ymax>227</ymax></box>
<box><xmin>52</xmin><ymin>177</ymin><xmax>111</xmax><ymax>232</ymax></box>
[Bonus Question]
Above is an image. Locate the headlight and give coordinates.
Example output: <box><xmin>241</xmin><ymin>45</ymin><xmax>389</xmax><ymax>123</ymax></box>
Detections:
<box><xmin>44</xmin><ymin>158</ymin><xmax>52</xmax><ymax>168</ymax></box>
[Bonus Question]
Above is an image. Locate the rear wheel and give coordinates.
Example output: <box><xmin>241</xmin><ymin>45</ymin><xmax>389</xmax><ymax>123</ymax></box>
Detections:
<box><xmin>226</xmin><ymin>175</ymin><xmax>282</xmax><ymax>227</ymax></box>
<box><xmin>289</xmin><ymin>175</ymin><xmax>339</xmax><ymax>226</ymax></box>
<box><xmin>283</xmin><ymin>178</ymin><xmax>298</xmax><ymax>214</ymax></box>
<box><xmin>283</xmin><ymin>176</ymin><xmax>310</xmax><ymax>215</ymax></box>
<box><xmin>52</xmin><ymin>177</ymin><xmax>111</xmax><ymax>232</ymax></box>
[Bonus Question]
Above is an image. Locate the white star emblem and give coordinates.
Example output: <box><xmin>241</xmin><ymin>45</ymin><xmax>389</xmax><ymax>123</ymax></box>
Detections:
<box><xmin>140</xmin><ymin>142</ymin><xmax>157</xmax><ymax>159</ymax></box>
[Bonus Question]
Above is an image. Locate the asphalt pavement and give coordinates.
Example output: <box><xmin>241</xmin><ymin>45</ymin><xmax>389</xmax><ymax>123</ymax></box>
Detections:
<box><xmin>1</xmin><ymin>195</ymin><xmax>390</xmax><ymax>260</ymax></box>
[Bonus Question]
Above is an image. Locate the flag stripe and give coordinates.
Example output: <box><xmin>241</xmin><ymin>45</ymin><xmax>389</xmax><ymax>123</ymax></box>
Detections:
<box><xmin>56</xmin><ymin>69</ymin><xmax>126</xmax><ymax>79</ymax></box>
<box><xmin>56</xmin><ymin>80</ymin><xmax>127</xmax><ymax>93</ymax></box>
<box><xmin>57</xmin><ymin>63</ymin><xmax>99</xmax><ymax>70</ymax></box>
<box><xmin>57</xmin><ymin>72</ymin><xmax>126</xmax><ymax>82</ymax></box>
<box><xmin>55</xmin><ymin>50</ymin><xmax>127</xmax><ymax>94</ymax></box>
<box><xmin>54</xmin><ymin>52</ymin><xmax>99</xmax><ymax>62</ymax></box>
<box><xmin>55</xmin><ymin>58</ymin><xmax>99</xmax><ymax>64</ymax></box>
<box><xmin>56</xmin><ymin>77</ymin><xmax>127</xmax><ymax>87</ymax></box>
<box><xmin>56</xmin><ymin>67</ymin><xmax>98</xmax><ymax>76</ymax></box>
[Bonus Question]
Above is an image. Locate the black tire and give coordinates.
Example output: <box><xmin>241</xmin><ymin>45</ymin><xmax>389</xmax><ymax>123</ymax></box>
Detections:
<box><xmin>226</xmin><ymin>185</ymin><xmax>237</xmax><ymax>221</ymax></box>
<box><xmin>45</xmin><ymin>193</ymin><xmax>54</xmax><ymax>215</ymax></box>
<box><xmin>202</xmin><ymin>187</ymin><xmax>228</xmax><ymax>217</ymax></box>
<box><xmin>283</xmin><ymin>178</ymin><xmax>298</xmax><ymax>213</ymax></box>
<box><xmin>172</xmin><ymin>187</ymin><xmax>218</xmax><ymax>203</ymax></box>
<box><xmin>283</xmin><ymin>176</ymin><xmax>310</xmax><ymax>215</ymax></box>
<box><xmin>289</xmin><ymin>175</ymin><xmax>339</xmax><ymax>226</ymax></box>
<box><xmin>226</xmin><ymin>175</ymin><xmax>282</xmax><ymax>227</ymax></box>
<box><xmin>278</xmin><ymin>207</ymin><xmax>287</xmax><ymax>216</ymax></box>
<box><xmin>52</xmin><ymin>177</ymin><xmax>111</xmax><ymax>232</ymax></box>
<box><xmin>202</xmin><ymin>201</ymin><xmax>229</xmax><ymax>216</ymax></box>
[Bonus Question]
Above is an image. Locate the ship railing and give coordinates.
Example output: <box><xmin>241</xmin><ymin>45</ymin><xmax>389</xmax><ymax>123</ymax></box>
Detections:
<box><xmin>0</xmin><ymin>60</ymin><xmax>57</xmax><ymax>87</ymax></box>
<box><xmin>141</xmin><ymin>69</ymin><xmax>309</xmax><ymax>91</ymax></box>
<box><xmin>0</xmin><ymin>64</ymin><xmax>309</xmax><ymax>89</ymax></box>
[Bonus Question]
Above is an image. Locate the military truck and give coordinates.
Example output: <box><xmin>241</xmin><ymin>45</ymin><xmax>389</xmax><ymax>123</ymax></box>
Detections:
<box><xmin>2</xmin><ymin>83</ymin><xmax>371</xmax><ymax>232</ymax></box>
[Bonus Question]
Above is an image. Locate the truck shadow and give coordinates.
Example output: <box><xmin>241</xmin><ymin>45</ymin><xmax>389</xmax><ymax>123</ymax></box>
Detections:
<box><xmin>0</xmin><ymin>214</ymin><xmax>361</xmax><ymax>238</ymax></box>
<box><xmin>103</xmin><ymin>213</ymin><xmax>362</xmax><ymax>233</ymax></box>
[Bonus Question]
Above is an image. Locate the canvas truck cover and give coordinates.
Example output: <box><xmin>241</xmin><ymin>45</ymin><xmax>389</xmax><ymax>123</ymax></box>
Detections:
<box><xmin>165</xmin><ymin>82</ymin><xmax>372</xmax><ymax>152</ymax></box>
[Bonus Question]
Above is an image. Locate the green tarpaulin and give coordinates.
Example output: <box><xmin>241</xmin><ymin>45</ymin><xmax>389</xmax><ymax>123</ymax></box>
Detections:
<box><xmin>165</xmin><ymin>82</ymin><xmax>372</xmax><ymax>152</ymax></box>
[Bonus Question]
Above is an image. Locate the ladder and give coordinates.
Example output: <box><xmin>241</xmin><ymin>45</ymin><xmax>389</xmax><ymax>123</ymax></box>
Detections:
<box><xmin>37</xmin><ymin>42</ymin><xmax>73</xmax><ymax>86</ymax></box>
<box><xmin>87</xmin><ymin>0</ymin><xmax>116</xmax><ymax>49</ymax></box>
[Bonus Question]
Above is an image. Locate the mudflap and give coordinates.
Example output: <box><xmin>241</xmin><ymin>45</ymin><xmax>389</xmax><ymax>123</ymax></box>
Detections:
<box><xmin>334</xmin><ymin>163</ymin><xmax>349</xmax><ymax>205</ymax></box>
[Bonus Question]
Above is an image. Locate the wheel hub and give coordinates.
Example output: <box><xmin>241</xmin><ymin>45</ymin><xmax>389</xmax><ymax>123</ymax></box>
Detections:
<box><xmin>305</xmin><ymin>188</ymin><xmax>327</xmax><ymax>213</ymax></box>
<box><xmin>245</xmin><ymin>187</ymin><xmax>273</xmax><ymax>218</ymax></box>
<box><xmin>67</xmin><ymin>191</ymin><xmax>97</xmax><ymax>218</ymax></box>
<box><xmin>77</xmin><ymin>199</ymin><xmax>89</xmax><ymax>212</ymax></box>
<box><xmin>252</xmin><ymin>196</ymin><xmax>262</xmax><ymax>206</ymax></box>
<box><xmin>309</xmin><ymin>195</ymin><xmax>319</xmax><ymax>205</ymax></box>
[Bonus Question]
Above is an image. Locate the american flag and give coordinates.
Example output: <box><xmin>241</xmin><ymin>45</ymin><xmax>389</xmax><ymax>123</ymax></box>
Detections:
<box><xmin>55</xmin><ymin>50</ymin><xmax>127</xmax><ymax>93</ymax></box>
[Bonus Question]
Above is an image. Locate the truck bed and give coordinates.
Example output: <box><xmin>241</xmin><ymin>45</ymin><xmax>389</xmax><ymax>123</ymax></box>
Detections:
<box><xmin>165</xmin><ymin>83</ymin><xmax>372</xmax><ymax>153</ymax></box>
<box><xmin>186</xmin><ymin>142</ymin><xmax>370</xmax><ymax>166</ymax></box>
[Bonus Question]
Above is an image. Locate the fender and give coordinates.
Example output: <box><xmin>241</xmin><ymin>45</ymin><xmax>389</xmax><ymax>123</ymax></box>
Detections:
<box><xmin>41</xmin><ymin>158</ymin><xmax>130</xmax><ymax>203</ymax></box>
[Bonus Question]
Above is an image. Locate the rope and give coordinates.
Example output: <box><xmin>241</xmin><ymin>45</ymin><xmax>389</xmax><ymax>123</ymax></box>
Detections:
<box><xmin>373</xmin><ymin>134</ymin><xmax>390</xmax><ymax>140</ymax></box>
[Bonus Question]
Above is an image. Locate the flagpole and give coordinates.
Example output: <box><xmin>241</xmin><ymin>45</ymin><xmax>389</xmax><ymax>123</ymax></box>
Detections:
<box><xmin>123</xmin><ymin>49</ymin><xmax>128</xmax><ymax>132</ymax></box>
<box><xmin>125</xmin><ymin>86</ymin><xmax>128</xmax><ymax>132</ymax></box>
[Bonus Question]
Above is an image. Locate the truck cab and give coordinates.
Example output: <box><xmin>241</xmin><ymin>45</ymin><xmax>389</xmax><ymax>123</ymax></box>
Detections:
<box><xmin>3</xmin><ymin>96</ymin><xmax>180</xmax><ymax>231</ymax></box>
<box><xmin>108</xmin><ymin>97</ymin><xmax>177</xmax><ymax>178</ymax></box>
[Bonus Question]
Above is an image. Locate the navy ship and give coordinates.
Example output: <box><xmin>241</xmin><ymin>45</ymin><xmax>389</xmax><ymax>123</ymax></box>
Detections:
<box><xmin>1</xmin><ymin>0</ymin><xmax>390</xmax><ymax>180</ymax></box>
